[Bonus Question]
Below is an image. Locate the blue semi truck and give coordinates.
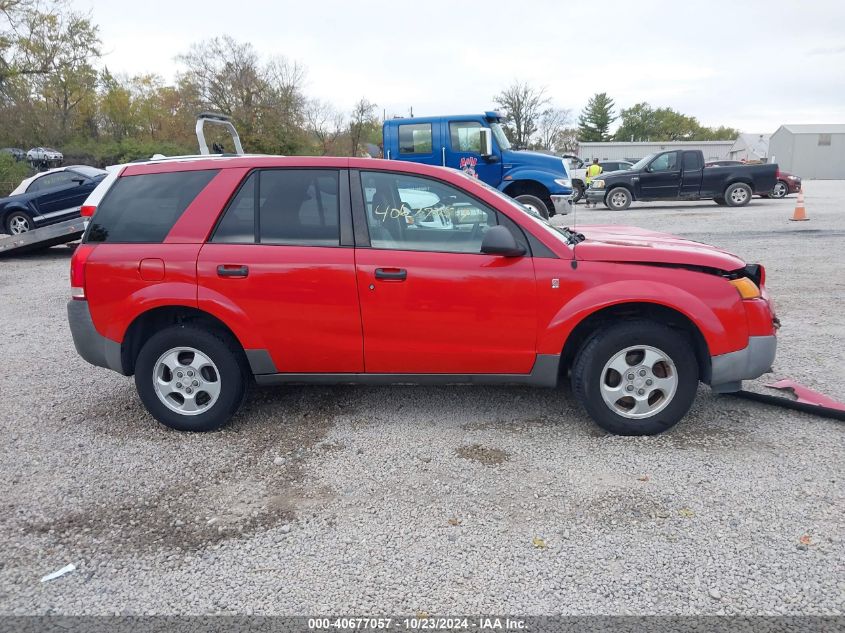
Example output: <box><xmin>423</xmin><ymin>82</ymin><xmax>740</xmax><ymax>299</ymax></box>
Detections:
<box><xmin>382</xmin><ymin>111</ymin><xmax>573</xmax><ymax>218</ymax></box>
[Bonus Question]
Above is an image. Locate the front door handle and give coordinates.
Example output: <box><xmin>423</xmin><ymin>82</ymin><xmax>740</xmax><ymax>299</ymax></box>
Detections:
<box><xmin>374</xmin><ymin>267</ymin><xmax>407</xmax><ymax>281</ymax></box>
<box><xmin>217</xmin><ymin>264</ymin><xmax>249</xmax><ymax>278</ymax></box>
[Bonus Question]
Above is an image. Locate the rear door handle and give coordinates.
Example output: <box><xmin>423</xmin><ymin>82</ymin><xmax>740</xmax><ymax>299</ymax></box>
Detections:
<box><xmin>374</xmin><ymin>267</ymin><xmax>407</xmax><ymax>281</ymax></box>
<box><xmin>217</xmin><ymin>264</ymin><xmax>249</xmax><ymax>278</ymax></box>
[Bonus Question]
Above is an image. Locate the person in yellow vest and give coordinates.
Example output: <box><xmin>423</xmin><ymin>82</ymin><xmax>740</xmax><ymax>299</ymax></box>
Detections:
<box><xmin>584</xmin><ymin>159</ymin><xmax>603</xmax><ymax>208</ymax></box>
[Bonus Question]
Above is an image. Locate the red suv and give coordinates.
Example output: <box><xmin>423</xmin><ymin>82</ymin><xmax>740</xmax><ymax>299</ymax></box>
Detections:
<box><xmin>68</xmin><ymin>156</ymin><xmax>778</xmax><ymax>436</ymax></box>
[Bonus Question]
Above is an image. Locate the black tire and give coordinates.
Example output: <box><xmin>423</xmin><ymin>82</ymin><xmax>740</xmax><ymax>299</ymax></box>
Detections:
<box><xmin>604</xmin><ymin>187</ymin><xmax>632</xmax><ymax>210</ymax></box>
<box><xmin>771</xmin><ymin>180</ymin><xmax>789</xmax><ymax>199</ymax></box>
<box><xmin>134</xmin><ymin>325</ymin><xmax>247</xmax><ymax>432</ymax></box>
<box><xmin>514</xmin><ymin>194</ymin><xmax>550</xmax><ymax>219</ymax></box>
<box><xmin>724</xmin><ymin>182</ymin><xmax>752</xmax><ymax>207</ymax></box>
<box><xmin>571</xmin><ymin>320</ymin><xmax>699</xmax><ymax>436</ymax></box>
<box><xmin>5</xmin><ymin>209</ymin><xmax>35</xmax><ymax>235</ymax></box>
<box><xmin>572</xmin><ymin>182</ymin><xmax>585</xmax><ymax>203</ymax></box>
<box><xmin>714</xmin><ymin>196</ymin><xmax>727</xmax><ymax>206</ymax></box>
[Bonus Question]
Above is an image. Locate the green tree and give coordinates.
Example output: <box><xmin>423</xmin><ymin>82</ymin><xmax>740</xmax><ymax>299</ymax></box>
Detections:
<box><xmin>176</xmin><ymin>36</ymin><xmax>307</xmax><ymax>154</ymax></box>
<box><xmin>698</xmin><ymin>124</ymin><xmax>741</xmax><ymax>141</ymax></box>
<box><xmin>348</xmin><ymin>97</ymin><xmax>378</xmax><ymax>156</ymax></box>
<box><xmin>615</xmin><ymin>102</ymin><xmax>740</xmax><ymax>141</ymax></box>
<box><xmin>578</xmin><ymin>93</ymin><xmax>616</xmax><ymax>142</ymax></box>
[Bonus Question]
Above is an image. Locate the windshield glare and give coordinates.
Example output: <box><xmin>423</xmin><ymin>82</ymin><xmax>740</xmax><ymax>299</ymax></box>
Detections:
<box><xmin>462</xmin><ymin>173</ymin><xmax>575</xmax><ymax>245</ymax></box>
<box><xmin>489</xmin><ymin>122</ymin><xmax>511</xmax><ymax>150</ymax></box>
<box><xmin>630</xmin><ymin>154</ymin><xmax>655</xmax><ymax>170</ymax></box>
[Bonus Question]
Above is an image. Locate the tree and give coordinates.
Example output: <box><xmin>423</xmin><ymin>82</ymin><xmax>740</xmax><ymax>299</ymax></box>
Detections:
<box><xmin>348</xmin><ymin>97</ymin><xmax>377</xmax><ymax>156</ymax></box>
<box><xmin>533</xmin><ymin>107</ymin><xmax>572</xmax><ymax>152</ymax></box>
<box><xmin>176</xmin><ymin>36</ymin><xmax>307</xmax><ymax>154</ymax></box>
<box><xmin>1</xmin><ymin>0</ymin><xmax>62</xmax><ymax>88</ymax></box>
<box><xmin>578</xmin><ymin>93</ymin><xmax>616</xmax><ymax>142</ymax></box>
<box><xmin>1</xmin><ymin>2</ymin><xmax>100</xmax><ymax>142</ymax></box>
<box><xmin>98</xmin><ymin>68</ymin><xmax>133</xmax><ymax>140</ymax></box>
<box><xmin>305</xmin><ymin>98</ymin><xmax>344</xmax><ymax>155</ymax></box>
<box><xmin>697</xmin><ymin>124</ymin><xmax>741</xmax><ymax>141</ymax></box>
<box><xmin>556</xmin><ymin>127</ymin><xmax>579</xmax><ymax>154</ymax></box>
<box><xmin>614</xmin><ymin>102</ymin><xmax>740</xmax><ymax>141</ymax></box>
<box><xmin>493</xmin><ymin>81</ymin><xmax>550</xmax><ymax>147</ymax></box>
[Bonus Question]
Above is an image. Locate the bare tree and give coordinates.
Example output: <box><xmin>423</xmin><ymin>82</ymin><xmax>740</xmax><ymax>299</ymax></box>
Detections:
<box><xmin>493</xmin><ymin>81</ymin><xmax>550</xmax><ymax>147</ymax></box>
<box><xmin>348</xmin><ymin>97</ymin><xmax>377</xmax><ymax>156</ymax></box>
<box><xmin>557</xmin><ymin>127</ymin><xmax>579</xmax><ymax>154</ymax></box>
<box><xmin>305</xmin><ymin>98</ymin><xmax>344</xmax><ymax>155</ymax></box>
<box><xmin>535</xmin><ymin>107</ymin><xmax>572</xmax><ymax>151</ymax></box>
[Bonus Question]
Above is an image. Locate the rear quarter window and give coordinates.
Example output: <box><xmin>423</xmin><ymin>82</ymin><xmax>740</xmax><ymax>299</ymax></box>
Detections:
<box><xmin>85</xmin><ymin>170</ymin><xmax>218</xmax><ymax>243</ymax></box>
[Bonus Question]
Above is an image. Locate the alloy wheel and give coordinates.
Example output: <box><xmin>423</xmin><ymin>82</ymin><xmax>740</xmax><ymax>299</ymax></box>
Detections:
<box><xmin>9</xmin><ymin>215</ymin><xmax>31</xmax><ymax>234</ymax></box>
<box><xmin>599</xmin><ymin>345</ymin><xmax>678</xmax><ymax>419</ymax></box>
<box><xmin>152</xmin><ymin>346</ymin><xmax>222</xmax><ymax>416</ymax></box>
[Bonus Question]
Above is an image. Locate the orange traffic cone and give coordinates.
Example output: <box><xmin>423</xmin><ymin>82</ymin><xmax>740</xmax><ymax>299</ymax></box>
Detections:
<box><xmin>790</xmin><ymin>190</ymin><xmax>809</xmax><ymax>221</ymax></box>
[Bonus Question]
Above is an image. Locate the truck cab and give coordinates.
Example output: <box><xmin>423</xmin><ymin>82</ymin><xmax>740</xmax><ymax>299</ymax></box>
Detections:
<box><xmin>383</xmin><ymin>111</ymin><xmax>573</xmax><ymax>218</ymax></box>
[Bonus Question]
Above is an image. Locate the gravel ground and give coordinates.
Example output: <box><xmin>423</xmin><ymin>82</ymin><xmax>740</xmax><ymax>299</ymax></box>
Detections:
<box><xmin>0</xmin><ymin>182</ymin><xmax>843</xmax><ymax>615</ymax></box>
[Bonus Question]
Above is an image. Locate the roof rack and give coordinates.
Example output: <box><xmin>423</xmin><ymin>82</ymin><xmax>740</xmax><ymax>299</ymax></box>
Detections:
<box><xmin>196</xmin><ymin>112</ymin><xmax>244</xmax><ymax>156</ymax></box>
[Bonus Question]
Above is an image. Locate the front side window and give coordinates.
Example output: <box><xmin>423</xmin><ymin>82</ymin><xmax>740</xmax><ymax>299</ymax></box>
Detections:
<box><xmin>27</xmin><ymin>171</ymin><xmax>77</xmax><ymax>193</ymax></box>
<box><xmin>649</xmin><ymin>152</ymin><xmax>679</xmax><ymax>172</ymax></box>
<box><xmin>213</xmin><ymin>169</ymin><xmax>340</xmax><ymax>246</ymax></box>
<box><xmin>361</xmin><ymin>171</ymin><xmax>497</xmax><ymax>253</ymax></box>
<box><xmin>449</xmin><ymin>121</ymin><xmax>482</xmax><ymax>153</ymax></box>
<box><xmin>398</xmin><ymin>123</ymin><xmax>433</xmax><ymax>154</ymax></box>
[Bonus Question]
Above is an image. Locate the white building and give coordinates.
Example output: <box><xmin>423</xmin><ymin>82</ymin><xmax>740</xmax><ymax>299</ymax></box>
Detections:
<box><xmin>728</xmin><ymin>134</ymin><xmax>770</xmax><ymax>162</ymax></box>
<box><xmin>768</xmin><ymin>124</ymin><xmax>845</xmax><ymax>179</ymax></box>
<box><xmin>578</xmin><ymin>140</ymin><xmax>734</xmax><ymax>162</ymax></box>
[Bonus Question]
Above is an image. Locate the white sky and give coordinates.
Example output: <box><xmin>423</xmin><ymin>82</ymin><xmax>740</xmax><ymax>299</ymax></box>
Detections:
<box><xmin>79</xmin><ymin>0</ymin><xmax>845</xmax><ymax>134</ymax></box>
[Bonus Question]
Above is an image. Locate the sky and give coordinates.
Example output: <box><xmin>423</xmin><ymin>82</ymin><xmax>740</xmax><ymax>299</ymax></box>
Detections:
<box><xmin>78</xmin><ymin>0</ymin><xmax>845</xmax><ymax>135</ymax></box>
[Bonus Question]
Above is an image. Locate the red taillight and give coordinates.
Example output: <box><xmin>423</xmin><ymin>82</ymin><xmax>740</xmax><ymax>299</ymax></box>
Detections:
<box><xmin>70</xmin><ymin>244</ymin><xmax>94</xmax><ymax>300</ymax></box>
<box><xmin>80</xmin><ymin>205</ymin><xmax>96</xmax><ymax>217</ymax></box>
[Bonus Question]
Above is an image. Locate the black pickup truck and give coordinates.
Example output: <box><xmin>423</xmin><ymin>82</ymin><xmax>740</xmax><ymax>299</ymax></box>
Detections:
<box><xmin>585</xmin><ymin>149</ymin><xmax>778</xmax><ymax>210</ymax></box>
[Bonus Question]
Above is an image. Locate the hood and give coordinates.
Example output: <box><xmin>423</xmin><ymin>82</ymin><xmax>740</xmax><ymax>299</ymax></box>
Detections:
<box><xmin>502</xmin><ymin>149</ymin><xmax>567</xmax><ymax>177</ymax></box>
<box><xmin>573</xmin><ymin>225</ymin><xmax>745</xmax><ymax>270</ymax></box>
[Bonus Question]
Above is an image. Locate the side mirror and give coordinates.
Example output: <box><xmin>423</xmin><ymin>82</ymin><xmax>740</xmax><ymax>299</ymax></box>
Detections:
<box><xmin>479</xmin><ymin>128</ymin><xmax>493</xmax><ymax>157</ymax></box>
<box><xmin>480</xmin><ymin>225</ymin><xmax>525</xmax><ymax>257</ymax></box>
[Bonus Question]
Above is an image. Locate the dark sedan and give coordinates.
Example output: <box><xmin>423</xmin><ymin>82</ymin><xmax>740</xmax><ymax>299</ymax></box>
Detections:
<box><xmin>0</xmin><ymin>166</ymin><xmax>106</xmax><ymax>235</ymax></box>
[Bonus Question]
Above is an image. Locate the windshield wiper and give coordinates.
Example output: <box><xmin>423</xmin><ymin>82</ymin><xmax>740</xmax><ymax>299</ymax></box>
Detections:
<box><xmin>555</xmin><ymin>226</ymin><xmax>585</xmax><ymax>244</ymax></box>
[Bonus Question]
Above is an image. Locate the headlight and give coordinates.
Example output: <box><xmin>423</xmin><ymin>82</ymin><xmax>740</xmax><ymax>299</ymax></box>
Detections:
<box><xmin>554</xmin><ymin>178</ymin><xmax>571</xmax><ymax>188</ymax></box>
<box><xmin>592</xmin><ymin>180</ymin><xmax>605</xmax><ymax>189</ymax></box>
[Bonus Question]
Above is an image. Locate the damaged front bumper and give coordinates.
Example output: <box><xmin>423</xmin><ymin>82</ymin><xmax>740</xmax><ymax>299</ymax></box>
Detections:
<box><xmin>709</xmin><ymin>335</ymin><xmax>777</xmax><ymax>393</ymax></box>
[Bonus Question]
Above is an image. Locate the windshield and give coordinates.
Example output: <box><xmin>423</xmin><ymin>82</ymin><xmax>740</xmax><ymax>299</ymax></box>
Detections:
<box><xmin>489</xmin><ymin>122</ymin><xmax>511</xmax><ymax>150</ymax></box>
<box><xmin>71</xmin><ymin>165</ymin><xmax>107</xmax><ymax>178</ymax></box>
<box><xmin>457</xmin><ymin>172</ymin><xmax>581</xmax><ymax>246</ymax></box>
<box><xmin>630</xmin><ymin>153</ymin><xmax>656</xmax><ymax>171</ymax></box>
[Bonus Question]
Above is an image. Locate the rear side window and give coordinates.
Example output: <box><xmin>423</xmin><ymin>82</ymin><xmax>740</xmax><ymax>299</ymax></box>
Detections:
<box><xmin>86</xmin><ymin>170</ymin><xmax>218</xmax><ymax>243</ymax></box>
<box><xmin>682</xmin><ymin>152</ymin><xmax>702</xmax><ymax>170</ymax></box>
<box><xmin>398</xmin><ymin>124</ymin><xmax>433</xmax><ymax>154</ymax></box>
<box><xmin>212</xmin><ymin>169</ymin><xmax>340</xmax><ymax>246</ymax></box>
